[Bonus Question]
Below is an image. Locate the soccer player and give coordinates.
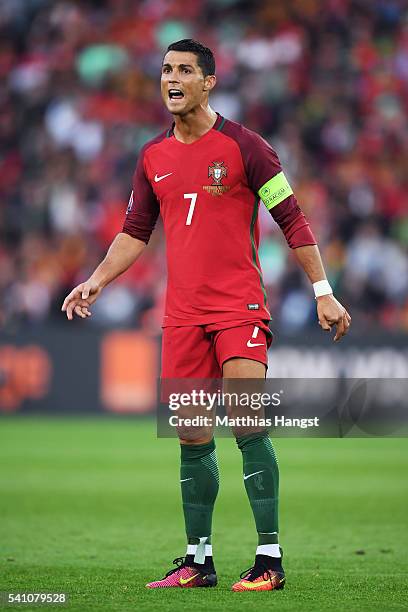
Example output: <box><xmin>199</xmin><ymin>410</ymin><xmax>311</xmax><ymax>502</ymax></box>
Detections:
<box><xmin>62</xmin><ymin>39</ymin><xmax>351</xmax><ymax>592</ymax></box>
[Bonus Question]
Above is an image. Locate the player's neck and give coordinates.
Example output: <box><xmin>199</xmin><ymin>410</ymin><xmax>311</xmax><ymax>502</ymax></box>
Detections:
<box><xmin>173</xmin><ymin>106</ymin><xmax>218</xmax><ymax>144</ymax></box>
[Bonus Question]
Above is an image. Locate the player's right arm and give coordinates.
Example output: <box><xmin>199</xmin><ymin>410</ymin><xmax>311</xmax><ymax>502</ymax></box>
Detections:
<box><xmin>62</xmin><ymin>143</ymin><xmax>160</xmax><ymax>321</ymax></box>
<box><xmin>61</xmin><ymin>233</ymin><xmax>147</xmax><ymax>320</ymax></box>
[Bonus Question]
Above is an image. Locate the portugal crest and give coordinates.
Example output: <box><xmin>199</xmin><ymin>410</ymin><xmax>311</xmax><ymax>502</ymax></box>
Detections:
<box><xmin>209</xmin><ymin>161</ymin><xmax>227</xmax><ymax>185</ymax></box>
<box><xmin>203</xmin><ymin>161</ymin><xmax>230</xmax><ymax>196</ymax></box>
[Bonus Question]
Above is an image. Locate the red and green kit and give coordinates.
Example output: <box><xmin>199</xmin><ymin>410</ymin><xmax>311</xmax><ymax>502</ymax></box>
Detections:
<box><xmin>123</xmin><ymin>113</ymin><xmax>316</xmax><ymax>329</ymax></box>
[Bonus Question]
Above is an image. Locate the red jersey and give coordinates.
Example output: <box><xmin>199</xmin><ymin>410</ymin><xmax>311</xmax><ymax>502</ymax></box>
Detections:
<box><xmin>123</xmin><ymin>114</ymin><xmax>316</xmax><ymax>327</ymax></box>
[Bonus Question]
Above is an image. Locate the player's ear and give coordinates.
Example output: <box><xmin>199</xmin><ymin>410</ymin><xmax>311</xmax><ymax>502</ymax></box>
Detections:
<box><xmin>203</xmin><ymin>75</ymin><xmax>216</xmax><ymax>92</ymax></box>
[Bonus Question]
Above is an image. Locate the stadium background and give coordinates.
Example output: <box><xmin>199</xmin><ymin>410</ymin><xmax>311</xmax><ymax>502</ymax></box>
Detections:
<box><xmin>0</xmin><ymin>1</ymin><xmax>407</xmax><ymax>610</ymax></box>
<box><xmin>1</xmin><ymin>0</ymin><xmax>407</xmax><ymax>412</ymax></box>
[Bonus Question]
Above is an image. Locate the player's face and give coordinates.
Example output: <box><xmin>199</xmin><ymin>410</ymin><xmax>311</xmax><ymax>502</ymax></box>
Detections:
<box><xmin>161</xmin><ymin>51</ymin><xmax>215</xmax><ymax>115</ymax></box>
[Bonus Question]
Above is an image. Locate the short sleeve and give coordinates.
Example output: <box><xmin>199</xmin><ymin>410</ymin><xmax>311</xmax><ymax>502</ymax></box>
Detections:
<box><xmin>122</xmin><ymin>147</ymin><xmax>159</xmax><ymax>244</ymax></box>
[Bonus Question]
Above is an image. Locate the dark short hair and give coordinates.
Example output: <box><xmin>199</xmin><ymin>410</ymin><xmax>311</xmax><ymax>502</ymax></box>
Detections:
<box><xmin>166</xmin><ymin>39</ymin><xmax>216</xmax><ymax>77</ymax></box>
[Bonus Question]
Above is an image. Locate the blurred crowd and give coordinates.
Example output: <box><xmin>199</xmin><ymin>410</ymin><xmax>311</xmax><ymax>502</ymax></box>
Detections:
<box><xmin>0</xmin><ymin>0</ymin><xmax>407</xmax><ymax>333</ymax></box>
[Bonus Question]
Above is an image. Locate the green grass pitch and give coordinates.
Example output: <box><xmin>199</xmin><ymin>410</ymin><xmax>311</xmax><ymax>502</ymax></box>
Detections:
<box><xmin>0</xmin><ymin>418</ymin><xmax>407</xmax><ymax>611</ymax></box>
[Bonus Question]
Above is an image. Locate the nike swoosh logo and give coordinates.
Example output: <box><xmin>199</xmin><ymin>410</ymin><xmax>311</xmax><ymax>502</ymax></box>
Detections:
<box><xmin>179</xmin><ymin>573</ymin><xmax>199</xmax><ymax>585</ymax></box>
<box><xmin>247</xmin><ymin>325</ymin><xmax>265</xmax><ymax>348</ymax></box>
<box><xmin>243</xmin><ymin>470</ymin><xmax>264</xmax><ymax>480</ymax></box>
<box><xmin>241</xmin><ymin>577</ymin><xmax>285</xmax><ymax>589</ymax></box>
<box><xmin>180</xmin><ymin>478</ymin><xmax>193</xmax><ymax>483</ymax></box>
<box><xmin>154</xmin><ymin>172</ymin><xmax>173</xmax><ymax>182</ymax></box>
<box><xmin>246</xmin><ymin>340</ymin><xmax>265</xmax><ymax>348</ymax></box>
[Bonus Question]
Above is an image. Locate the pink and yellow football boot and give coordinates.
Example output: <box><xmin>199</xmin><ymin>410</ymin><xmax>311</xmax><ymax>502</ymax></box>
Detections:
<box><xmin>232</xmin><ymin>554</ymin><xmax>285</xmax><ymax>592</ymax></box>
<box><xmin>146</xmin><ymin>556</ymin><xmax>217</xmax><ymax>589</ymax></box>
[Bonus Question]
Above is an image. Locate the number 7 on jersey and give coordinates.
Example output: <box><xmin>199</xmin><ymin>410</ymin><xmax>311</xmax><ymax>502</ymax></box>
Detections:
<box><xmin>184</xmin><ymin>193</ymin><xmax>198</xmax><ymax>226</ymax></box>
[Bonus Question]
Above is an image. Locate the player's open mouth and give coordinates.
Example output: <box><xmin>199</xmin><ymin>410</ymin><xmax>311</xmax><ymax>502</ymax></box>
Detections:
<box><xmin>168</xmin><ymin>89</ymin><xmax>184</xmax><ymax>100</ymax></box>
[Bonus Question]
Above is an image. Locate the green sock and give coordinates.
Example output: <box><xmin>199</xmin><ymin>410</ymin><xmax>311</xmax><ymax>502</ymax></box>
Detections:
<box><xmin>236</xmin><ymin>431</ymin><xmax>279</xmax><ymax>546</ymax></box>
<box><xmin>180</xmin><ymin>438</ymin><xmax>219</xmax><ymax>562</ymax></box>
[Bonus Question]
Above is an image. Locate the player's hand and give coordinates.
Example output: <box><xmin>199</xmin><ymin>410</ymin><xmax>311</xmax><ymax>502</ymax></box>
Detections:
<box><xmin>316</xmin><ymin>294</ymin><xmax>351</xmax><ymax>342</ymax></box>
<box><xmin>61</xmin><ymin>279</ymin><xmax>102</xmax><ymax>320</ymax></box>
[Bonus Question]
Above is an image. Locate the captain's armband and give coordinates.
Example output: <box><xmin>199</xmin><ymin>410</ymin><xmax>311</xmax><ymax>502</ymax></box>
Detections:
<box><xmin>258</xmin><ymin>172</ymin><xmax>293</xmax><ymax>210</ymax></box>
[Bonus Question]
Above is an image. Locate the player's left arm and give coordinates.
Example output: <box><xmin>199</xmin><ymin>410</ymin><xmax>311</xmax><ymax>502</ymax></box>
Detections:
<box><xmin>292</xmin><ymin>244</ymin><xmax>351</xmax><ymax>342</ymax></box>
<box><xmin>259</xmin><ymin>176</ymin><xmax>351</xmax><ymax>341</ymax></box>
<box><xmin>243</xmin><ymin>130</ymin><xmax>351</xmax><ymax>341</ymax></box>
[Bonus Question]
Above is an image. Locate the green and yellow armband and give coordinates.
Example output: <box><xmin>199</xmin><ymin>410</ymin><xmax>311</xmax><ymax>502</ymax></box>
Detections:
<box><xmin>258</xmin><ymin>171</ymin><xmax>293</xmax><ymax>210</ymax></box>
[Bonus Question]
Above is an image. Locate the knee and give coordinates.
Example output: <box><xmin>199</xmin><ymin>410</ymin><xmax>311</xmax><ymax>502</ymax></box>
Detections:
<box><xmin>178</xmin><ymin>429</ymin><xmax>214</xmax><ymax>444</ymax></box>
